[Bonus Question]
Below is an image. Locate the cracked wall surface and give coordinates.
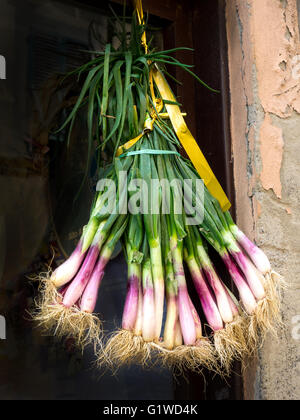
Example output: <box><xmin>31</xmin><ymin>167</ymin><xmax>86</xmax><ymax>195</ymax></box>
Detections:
<box><xmin>226</xmin><ymin>0</ymin><xmax>300</xmax><ymax>400</ymax></box>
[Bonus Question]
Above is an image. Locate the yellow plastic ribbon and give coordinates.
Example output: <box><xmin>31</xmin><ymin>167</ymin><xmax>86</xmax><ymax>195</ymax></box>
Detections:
<box><xmin>115</xmin><ymin>106</ymin><xmax>186</xmax><ymax>157</ymax></box>
<box><xmin>135</xmin><ymin>0</ymin><xmax>148</xmax><ymax>54</ymax></box>
<box><xmin>116</xmin><ymin>105</ymin><xmax>163</xmax><ymax>157</ymax></box>
<box><xmin>152</xmin><ymin>66</ymin><xmax>231</xmax><ymax>212</ymax></box>
<box><xmin>116</xmin><ymin>132</ymin><xmax>145</xmax><ymax>157</ymax></box>
<box><xmin>118</xmin><ymin>0</ymin><xmax>231</xmax><ymax>211</ymax></box>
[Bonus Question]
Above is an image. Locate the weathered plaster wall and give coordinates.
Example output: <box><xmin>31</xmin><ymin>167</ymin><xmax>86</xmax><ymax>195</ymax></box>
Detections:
<box><xmin>226</xmin><ymin>0</ymin><xmax>300</xmax><ymax>400</ymax></box>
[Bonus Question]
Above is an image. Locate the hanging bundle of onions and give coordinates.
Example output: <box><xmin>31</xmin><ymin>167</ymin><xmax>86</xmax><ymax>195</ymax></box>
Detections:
<box><xmin>33</xmin><ymin>4</ymin><xmax>283</xmax><ymax>373</ymax></box>
<box><xmin>99</xmin><ymin>130</ymin><xmax>282</xmax><ymax>373</ymax></box>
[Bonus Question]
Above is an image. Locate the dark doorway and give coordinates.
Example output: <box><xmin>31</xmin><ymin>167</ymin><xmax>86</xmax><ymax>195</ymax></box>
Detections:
<box><xmin>0</xmin><ymin>0</ymin><xmax>242</xmax><ymax>400</ymax></box>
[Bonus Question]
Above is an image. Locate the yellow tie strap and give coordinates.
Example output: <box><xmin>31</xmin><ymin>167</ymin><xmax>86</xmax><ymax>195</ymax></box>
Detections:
<box><xmin>135</xmin><ymin>0</ymin><xmax>149</xmax><ymax>54</ymax></box>
<box><xmin>152</xmin><ymin>66</ymin><xmax>231</xmax><ymax>212</ymax></box>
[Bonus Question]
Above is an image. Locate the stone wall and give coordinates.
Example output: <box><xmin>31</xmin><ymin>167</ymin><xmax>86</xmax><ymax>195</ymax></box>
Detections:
<box><xmin>226</xmin><ymin>0</ymin><xmax>300</xmax><ymax>400</ymax></box>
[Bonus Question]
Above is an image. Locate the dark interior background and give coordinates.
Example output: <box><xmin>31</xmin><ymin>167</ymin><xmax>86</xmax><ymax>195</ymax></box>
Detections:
<box><xmin>0</xmin><ymin>0</ymin><xmax>241</xmax><ymax>400</ymax></box>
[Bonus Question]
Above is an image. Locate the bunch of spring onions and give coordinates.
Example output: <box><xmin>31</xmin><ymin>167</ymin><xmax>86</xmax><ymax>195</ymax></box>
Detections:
<box><xmin>100</xmin><ymin>130</ymin><xmax>283</xmax><ymax>372</ymax></box>
<box><xmin>33</xmin><ymin>9</ymin><xmax>283</xmax><ymax>373</ymax></box>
